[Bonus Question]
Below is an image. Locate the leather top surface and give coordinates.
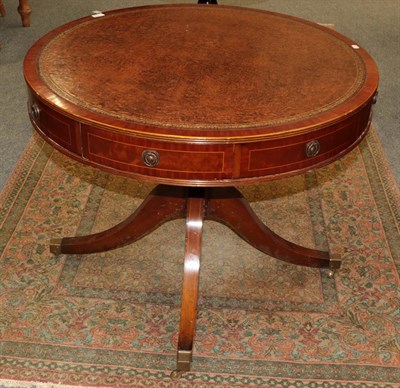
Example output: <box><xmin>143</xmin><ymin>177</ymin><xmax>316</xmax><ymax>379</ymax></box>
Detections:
<box><xmin>37</xmin><ymin>5</ymin><xmax>366</xmax><ymax>130</ymax></box>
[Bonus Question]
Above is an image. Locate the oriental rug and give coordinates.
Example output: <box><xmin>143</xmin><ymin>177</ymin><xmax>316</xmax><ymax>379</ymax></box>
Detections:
<box><xmin>0</xmin><ymin>127</ymin><xmax>399</xmax><ymax>387</ymax></box>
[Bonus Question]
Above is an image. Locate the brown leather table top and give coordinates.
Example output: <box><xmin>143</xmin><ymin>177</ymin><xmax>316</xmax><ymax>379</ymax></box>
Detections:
<box><xmin>35</xmin><ymin>5</ymin><xmax>369</xmax><ymax>132</ymax></box>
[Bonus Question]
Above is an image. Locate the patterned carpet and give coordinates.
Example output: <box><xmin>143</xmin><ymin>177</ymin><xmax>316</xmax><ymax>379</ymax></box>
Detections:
<box><xmin>0</xmin><ymin>128</ymin><xmax>399</xmax><ymax>387</ymax></box>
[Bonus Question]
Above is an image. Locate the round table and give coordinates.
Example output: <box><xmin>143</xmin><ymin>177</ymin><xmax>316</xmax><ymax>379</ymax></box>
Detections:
<box><xmin>24</xmin><ymin>4</ymin><xmax>379</xmax><ymax>377</ymax></box>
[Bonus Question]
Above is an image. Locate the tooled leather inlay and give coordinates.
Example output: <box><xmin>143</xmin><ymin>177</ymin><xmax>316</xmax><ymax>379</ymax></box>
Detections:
<box><xmin>38</xmin><ymin>6</ymin><xmax>366</xmax><ymax>130</ymax></box>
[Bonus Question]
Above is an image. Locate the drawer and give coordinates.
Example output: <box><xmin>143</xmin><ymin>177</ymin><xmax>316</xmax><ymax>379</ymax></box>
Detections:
<box><xmin>29</xmin><ymin>96</ymin><xmax>80</xmax><ymax>155</ymax></box>
<box><xmin>239</xmin><ymin>115</ymin><xmax>367</xmax><ymax>178</ymax></box>
<box><xmin>81</xmin><ymin>124</ymin><xmax>234</xmax><ymax>181</ymax></box>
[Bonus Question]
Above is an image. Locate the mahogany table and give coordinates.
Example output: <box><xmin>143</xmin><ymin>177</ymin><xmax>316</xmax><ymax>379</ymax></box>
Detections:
<box><xmin>23</xmin><ymin>4</ymin><xmax>379</xmax><ymax>377</ymax></box>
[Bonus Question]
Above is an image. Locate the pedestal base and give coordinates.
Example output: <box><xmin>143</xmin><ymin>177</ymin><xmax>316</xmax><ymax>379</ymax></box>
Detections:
<box><xmin>50</xmin><ymin>184</ymin><xmax>341</xmax><ymax>375</ymax></box>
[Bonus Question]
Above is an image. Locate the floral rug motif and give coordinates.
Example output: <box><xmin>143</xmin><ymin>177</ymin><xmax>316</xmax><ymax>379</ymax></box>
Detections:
<box><xmin>0</xmin><ymin>128</ymin><xmax>399</xmax><ymax>387</ymax></box>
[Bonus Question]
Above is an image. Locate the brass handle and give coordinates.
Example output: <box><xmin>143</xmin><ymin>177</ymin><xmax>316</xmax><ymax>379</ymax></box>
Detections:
<box><xmin>31</xmin><ymin>103</ymin><xmax>40</xmax><ymax>120</ymax></box>
<box><xmin>141</xmin><ymin>150</ymin><xmax>160</xmax><ymax>167</ymax></box>
<box><xmin>305</xmin><ymin>140</ymin><xmax>320</xmax><ymax>158</ymax></box>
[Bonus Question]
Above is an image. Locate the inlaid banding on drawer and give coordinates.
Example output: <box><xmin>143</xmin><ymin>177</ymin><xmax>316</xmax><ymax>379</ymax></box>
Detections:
<box><xmin>245</xmin><ymin>119</ymin><xmax>364</xmax><ymax>174</ymax></box>
<box><xmin>34</xmin><ymin>105</ymin><xmax>73</xmax><ymax>147</ymax></box>
<box><xmin>85</xmin><ymin>132</ymin><xmax>226</xmax><ymax>174</ymax></box>
<box><xmin>28</xmin><ymin>97</ymin><xmax>81</xmax><ymax>154</ymax></box>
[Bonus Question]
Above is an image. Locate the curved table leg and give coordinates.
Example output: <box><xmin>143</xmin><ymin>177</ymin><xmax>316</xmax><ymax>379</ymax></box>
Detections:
<box><xmin>171</xmin><ymin>191</ymin><xmax>205</xmax><ymax>378</ymax></box>
<box><xmin>206</xmin><ymin>187</ymin><xmax>341</xmax><ymax>270</ymax></box>
<box><xmin>50</xmin><ymin>185</ymin><xmax>187</xmax><ymax>255</ymax></box>
<box><xmin>49</xmin><ymin>183</ymin><xmax>340</xmax><ymax>378</ymax></box>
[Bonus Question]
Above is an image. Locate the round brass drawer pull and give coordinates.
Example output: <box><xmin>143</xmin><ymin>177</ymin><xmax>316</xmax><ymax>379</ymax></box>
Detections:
<box><xmin>142</xmin><ymin>150</ymin><xmax>160</xmax><ymax>167</ymax></box>
<box><xmin>31</xmin><ymin>103</ymin><xmax>40</xmax><ymax>120</ymax></box>
<box><xmin>305</xmin><ymin>140</ymin><xmax>320</xmax><ymax>158</ymax></box>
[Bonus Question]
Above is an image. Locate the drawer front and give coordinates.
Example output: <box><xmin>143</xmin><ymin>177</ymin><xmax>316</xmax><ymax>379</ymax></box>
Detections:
<box><xmin>81</xmin><ymin>125</ymin><xmax>234</xmax><ymax>181</ymax></box>
<box><xmin>29</xmin><ymin>96</ymin><xmax>80</xmax><ymax>155</ymax></box>
<box><xmin>239</xmin><ymin>110</ymin><xmax>369</xmax><ymax>178</ymax></box>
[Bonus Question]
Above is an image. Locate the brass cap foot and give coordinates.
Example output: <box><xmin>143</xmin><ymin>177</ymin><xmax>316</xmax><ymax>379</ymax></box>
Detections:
<box><xmin>49</xmin><ymin>238</ymin><xmax>63</xmax><ymax>255</ymax></box>
<box><xmin>329</xmin><ymin>253</ymin><xmax>341</xmax><ymax>269</ymax></box>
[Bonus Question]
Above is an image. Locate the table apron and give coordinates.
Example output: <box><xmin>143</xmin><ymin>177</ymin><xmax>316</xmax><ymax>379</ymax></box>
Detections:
<box><xmin>28</xmin><ymin>92</ymin><xmax>373</xmax><ymax>186</ymax></box>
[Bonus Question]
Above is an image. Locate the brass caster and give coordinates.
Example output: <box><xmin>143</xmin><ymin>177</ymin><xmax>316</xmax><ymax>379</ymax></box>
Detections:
<box><xmin>49</xmin><ymin>238</ymin><xmax>63</xmax><ymax>255</ymax></box>
<box><xmin>327</xmin><ymin>254</ymin><xmax>341</xmax><ymax>278</ymax></box>
<box><xmin>170</xmin><ymin>370</ymin><xmax>185</xmax><ymax>379</ymax></box>
<box><xmin>327</xmin><ymin>269</ymin><xmax>335</xmax><ymax>279</ymax></box>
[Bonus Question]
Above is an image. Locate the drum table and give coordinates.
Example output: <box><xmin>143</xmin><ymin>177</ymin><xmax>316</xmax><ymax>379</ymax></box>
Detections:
<box><xmin>24</xmin><ymin>4</ymin><xmax>379</xmax><ymax>377</ymax></box>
